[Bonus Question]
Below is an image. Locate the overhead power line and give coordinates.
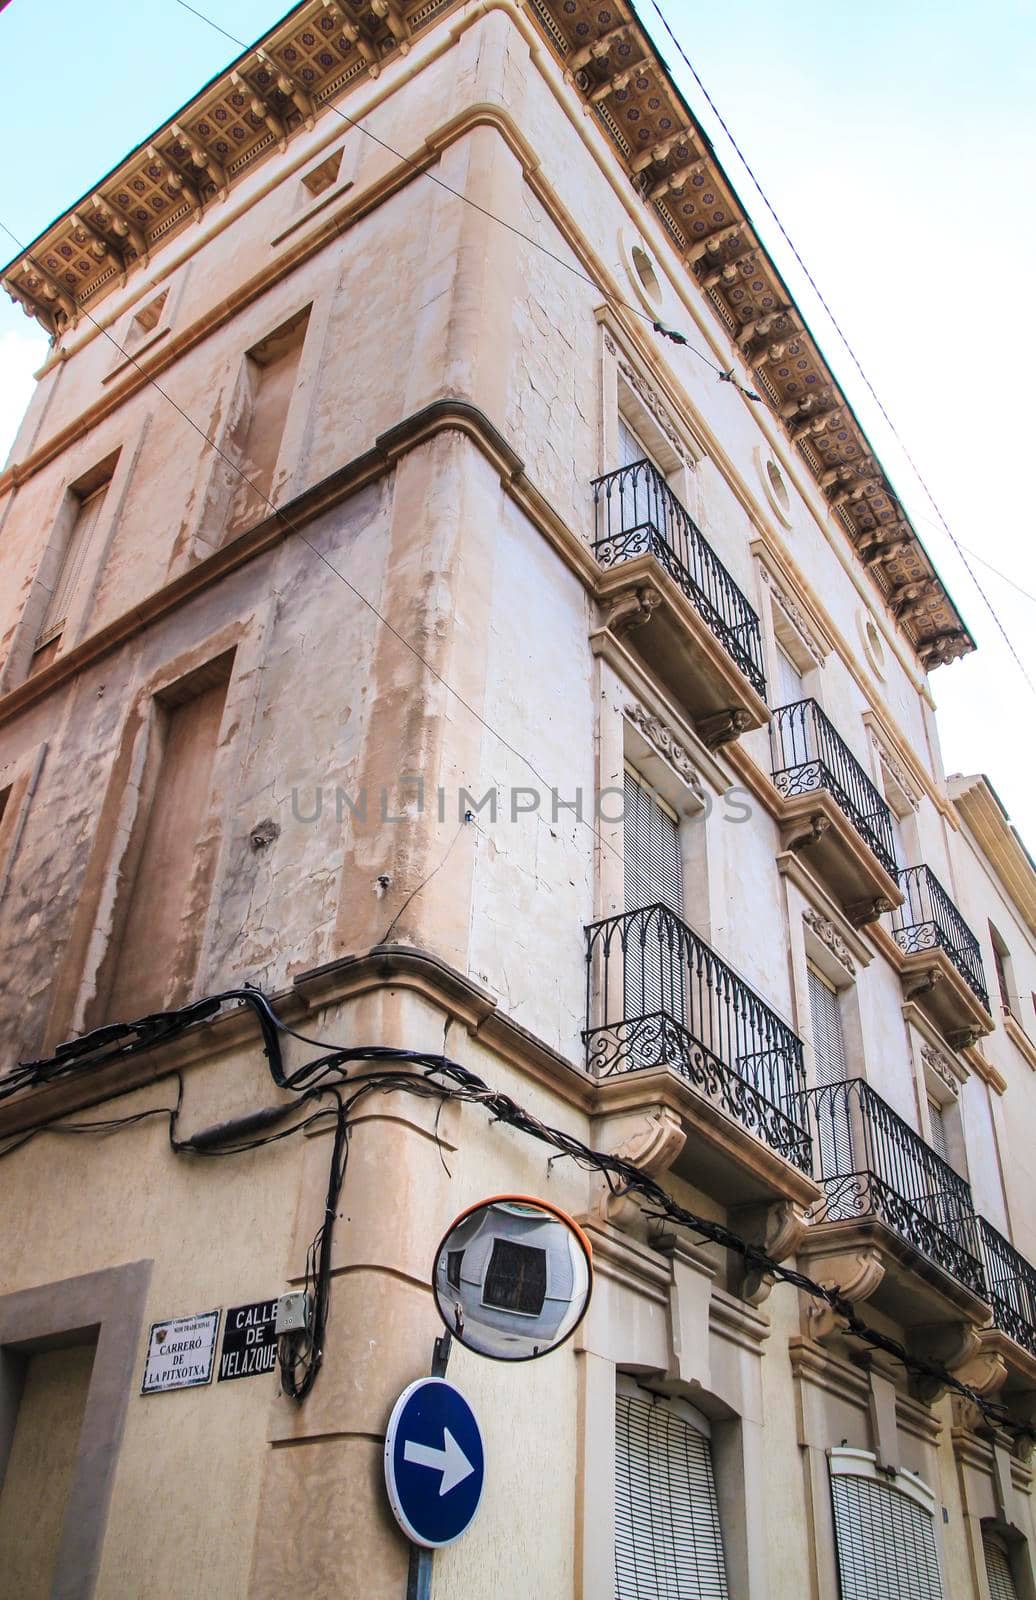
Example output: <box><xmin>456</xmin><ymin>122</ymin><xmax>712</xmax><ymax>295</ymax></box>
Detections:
<box><xmin>643</xmin><ymin>0</ymin><xmax>1036</xmax><ymax>697</ymax></box>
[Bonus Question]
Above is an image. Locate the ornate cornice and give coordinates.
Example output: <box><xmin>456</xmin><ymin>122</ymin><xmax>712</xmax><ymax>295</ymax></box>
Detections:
<box><xmin>2</xmin><ymin>0</ymin><xmax>973</xmax><ymax>671</ymax></box>
<box><xmin>757</xmin><ymin>561</ymin><xmax>828</xmax><ymax>668</ymax></box>
<box><xmin>1</xmin><ymin>0</ymin><xmax>457</xmax><ymax>336</ymax></box>
<box><xmin>531</xmin><ymin>0</ymin><xmax>973</xmax><ymax>668</ymax></box>
<box><xmin>803</xmin><ymin>906</ymin><xmax>856</xmax><ymax>977</ymax></box>
<box><xmin>920</xmin><ymin>1041</ymin><xmax>963</xmax><ymax>1099</ymax></box>
<box><xmin>624</xmin><ymin>701</ymin><xmax>705</xmax><ymax>799</ymax></box>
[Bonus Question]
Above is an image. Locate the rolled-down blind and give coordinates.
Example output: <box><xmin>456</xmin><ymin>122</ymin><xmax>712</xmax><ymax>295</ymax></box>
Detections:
<box><xmin>984</xmin><ymin>1536</ymin><xmax>1021</xmax><ymax>1600</ymax></box>
<box><xmin>830</xmin><ymin>1466</ymin><xmax>943</xmax><ymax>1600</ymax></box>
<box><xmin>623</xmin><ymin>768</ymin><xmax>683</xmax><ymax>917</ymax></box>
<box><xmin>615</xmin><ymin>1389</ymin><xmax>729</xmax><ymax>1600</ymax></box>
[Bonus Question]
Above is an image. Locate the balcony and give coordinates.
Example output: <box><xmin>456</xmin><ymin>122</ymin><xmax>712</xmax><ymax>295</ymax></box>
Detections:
<box><xmin>890</xmin><ymin>866</ymin><xmax>993</xmax><ymax>1047</ymax></box>
<box><xmin>795</xmin><ymin>1077</ymin><xmax>988</xmax><ymax>1329</ymax></box>
<box><xmin>770</xmin><ymin>700</ymin><xmax>903</xmax><ymax>925</ymax></box>
<box><xmin>591</xmin><ymin>461</ymin><xmax>768</xmax><ymax>747</ymax></box>
<box><xmin>584</xmin><ymin>903</ymin><xmax>815</xmax><ymax>1203</ymax></box>
<box><xmin>973</xmin><ymin>1218</ymin><xmax>1036</xmax><ymax>1395</ymax></box>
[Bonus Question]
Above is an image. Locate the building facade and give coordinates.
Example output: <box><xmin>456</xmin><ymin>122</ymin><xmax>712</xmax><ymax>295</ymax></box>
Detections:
<box><xmin>1</xmin><ymin>1</ymin><xmax>1035</xmax><ymax>1595</ymax></box>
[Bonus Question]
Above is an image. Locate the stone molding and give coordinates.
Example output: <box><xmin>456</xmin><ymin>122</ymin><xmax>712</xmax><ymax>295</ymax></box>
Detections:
<box><xmin>624</xmin><ymin>701</ymin><xmax>706</xmax><ymax>800</ymax></box>
<box><xmin>803</xmin><ymin>906</ymin><xmax>856</xmax><ymax>977</ymax></box>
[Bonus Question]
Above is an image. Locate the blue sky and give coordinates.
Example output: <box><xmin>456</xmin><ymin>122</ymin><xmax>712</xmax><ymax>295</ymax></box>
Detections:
<box><xmin>1</xmin><ymin>0</ymin><xmax>1034</xmax><ymax>843</ymax></box>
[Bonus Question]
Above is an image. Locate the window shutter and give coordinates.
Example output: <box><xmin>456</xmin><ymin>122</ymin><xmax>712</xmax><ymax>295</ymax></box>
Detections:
<box><xmin>615</xmin><ymin>1388</ymin><xmax>729</xmax><ymax>1600</ymax></box>
<box><xmin>927</xmin><ymin>1100</ymin><xmax>950</xmax><ymax>1167</ymax></box>
<box><xmin>984</xmin><ymin>1536</ymin><xmax>1020</xmax><ymax>1600</ymax></box>
<box><xmin>38</xmin><ymin>483</ymin><xmax>108</xmax><ymax>644</ymax></box>
<box><xmin>774</xmin><ymin>645</ymin><xmax>804</xmax><ymax>709</ymax></box>
<box><xmin>807</xmin><ymin>965</ymin><xmax>853</xmax><ymax>1187</ymax></box>
<box><xmin>830</xmin><ymin>1468</ymin><xmax>943</xmax><ymax>1600</ymax></box>
<box><xmin>618</xmin><ymin>416</ymin><xmax>652</xmax><ymax>468</ymax></box>
<box><xmin>623</xmin><ymin>768</ymin><xmax>683</xmax><ymax>917</ymax></box>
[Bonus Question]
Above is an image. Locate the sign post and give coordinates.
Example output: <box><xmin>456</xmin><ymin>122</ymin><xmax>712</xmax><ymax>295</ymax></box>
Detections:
<box><xmin>384</xmin><ymin>1353</ymin><xmax>484</xmax><ymax>1581</ymax></box>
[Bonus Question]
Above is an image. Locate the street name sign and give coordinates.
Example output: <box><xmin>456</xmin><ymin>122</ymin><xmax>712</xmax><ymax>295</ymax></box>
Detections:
<box><xmin>218</xmin><ymin>1299</ymin><xmax>278</xmax><ymax>1382</ymax></box>
<box><xmin>141</xmin><ymin>1309</ymin><xmax>220</xmax><ymax>1394</ymax></box>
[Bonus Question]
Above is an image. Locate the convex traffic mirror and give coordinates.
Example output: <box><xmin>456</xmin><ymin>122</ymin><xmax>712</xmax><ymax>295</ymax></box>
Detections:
<box><xmin>432</xmin><ymin>1195</ymin><xmax>593</xmax><ymax>1361</ymax></box>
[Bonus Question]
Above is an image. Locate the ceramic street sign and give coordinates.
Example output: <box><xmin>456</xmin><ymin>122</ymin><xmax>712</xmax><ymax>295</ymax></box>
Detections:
<box><xmin>384</xmin><ymin>1377</ymin><xmax>485</xmax><ymax>1548</ymax></box>
<box><xmin>141</xmin><ymin>1310</ymin><xmax>220</xmax><ymax>1394</ymax></box>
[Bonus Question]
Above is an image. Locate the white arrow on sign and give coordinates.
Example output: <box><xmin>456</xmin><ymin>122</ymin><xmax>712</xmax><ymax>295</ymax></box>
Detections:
<box><xmin>403</xmin><ymin>1428</ymin><xmax>475</xmax><ymax>1496</ymax></box>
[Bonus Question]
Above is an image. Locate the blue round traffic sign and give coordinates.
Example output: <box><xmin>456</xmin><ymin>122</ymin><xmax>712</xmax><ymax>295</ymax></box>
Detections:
<box><xmin>384</xmin><ymin>1377</ymin><xmax>485</xmax><ymax>1548</ymax></box>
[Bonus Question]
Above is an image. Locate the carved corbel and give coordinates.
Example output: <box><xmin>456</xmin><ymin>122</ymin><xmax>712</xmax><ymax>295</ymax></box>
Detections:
<box><xmin>908</xmin><ymin>1322</ymin><xmax>986</xmax><ymax>1405</ymax></box>
<box><xmin>589</xmin><ymin>1106</ymin><xmax>686</xmax><ymax>1230</ymax></box>
<box><xmin>630</xmin><ymin>130</ymin><xmax>693</xmax><ymax>173</ymax></box>
<box><xmin>588</xmin><ymin>66</ymin><xmax>637</xmax><ymax>103</ymax></box>
<box><xmin>846</xmin><ymin>896</ymin><xmax>893</xmax><ymax>929</ymax></box>
<box><xmin>953</xmin><ymin>1345</ymin><xmax>1009</xmax><ymax>1399</ymax></box>
<box><xmin>685</xmin><ymin>220</ymin><xmax>744</xmax><ymax>265</ymax></box>
<box><xmin>170</xmin><ymin>123</ymin><xmax>228</xmax><ymax>198</ymax></box>
<box><xmin>369</xmin><ymin>0</ymin><xmax>411</xmax><ymax>50</ymax></box>
<box><xmin>69</xmin><ymin>211</ymin><xmax>113</xmax><ymax>265</ymax></box>
<box><xmin>804</xmin><ymin>1247</ymin><xmax>886</xmax><ymax>1342</ymax></box>
<box><xmin>793</xmin><ymin>408</ymin><xmax>845</xmax><ymax>445</ymax></box>
<box><xmin>857</xmin><ymin>534</ymin><xmax>909</xmax><ymax>568</ymax></box>
<box><xmin>780</xmin><ymin>388</ymin><xmax>833</xmax><ymax>422</ymax></box>
<box><xmin>2</xmin><ymin>274</ymin><xmax>57</xmax><ymax>337</ymax></box>
<box><xmin>695</xmin><ymin>708</ymin><xmax>752</xmax><ymax>750</ymax></box>
<box><xmin>604</xmin><ymin>583</ymin><xmax>662</xmax><ymax>637</ymax></box>
<box><xmin>702</xmin><ymin>252</ymin><xmax>758</xmax><ymax>291</ymax></box>
<box><xmin>336</xmin><ymin>18</ymin><xmax>381</xmax><ymax>72</ymax></box>
<box><xmin>788</xmin><ymin>812</ymin><xmax>831</xmax><ymax>853</ymax></box>
<box><xmin>903</xmin><ymin>966</ymin><xmax>943</xmax><ymax>1001</ymax></box>
<box><xmin>230</xmin><ymin>70</ymin><xmax>288</xmax><ymax>151</ymax></box>
<box><xmin>741</xmin><ymin>308</ymin><xmax>798</xmax><ymax>353</ymax></box>
<box><xmin>567</xmin><ymin>22</ymin><xmax>630</xmax><ymax>74</ymax></box>
<box><xmin>147</xmin><ymin>145</ymin><xmax>203</xmax><ymax>219</ymax></box>
<box><xmin>648</xmin><ymin>157</ymin><xmax>708</xmax><ymax>202</ymax></box>
<box><xmin>19</xmin><ymin>261</ymin><xmax>77</xmax><ymax>331</ymax></box>
<box><xmin>948</xmin><ymin>1025</ymin><xmax>983</xmax><ymax>1052</ymax></box>
<box><xmin>734</xmin><ymin>1200</ymin><xmax>809</xmax><ymax>1305</ymax></box>
<box><xmin>91</xmin><ymin>196</ymin><xmax>149</xmax><ymax>264</ymax></box>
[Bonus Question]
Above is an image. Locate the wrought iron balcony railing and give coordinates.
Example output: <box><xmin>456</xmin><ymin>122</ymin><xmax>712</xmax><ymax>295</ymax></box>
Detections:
<box><xmin>978</xmin><ymin>1217</ymin><xmax>1036</xmax><ymax>1359</ymax></box>
<box><xmin>591</xmin><ymin>460</ymin><xmax>766</xmax><ymax>698</ymax></box>
<box><xmin>793</xmin><ymin>1077</ymin><xmax>985</xmax><ymax>1295</ymax></box>
<box><xmin>584</xmin><ymin>902</ymin><xmax>811</xmax><ymax>1172</ymax></box>
<box><xmin>770</xmin><ymin>699</ymin><xmax>898</xmax><ymax>878</ymax></box>
<box><xmin>892</xmin><ymin>865</ymin><xmax>990</xmax><ymax>1011</ymax></box>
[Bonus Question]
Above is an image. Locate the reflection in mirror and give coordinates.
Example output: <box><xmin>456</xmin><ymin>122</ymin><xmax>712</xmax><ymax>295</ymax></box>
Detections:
<box><xmin>432</xmin><ymin>1196</ymin><xmax>593</xmax><ymax>1362</ymax></box>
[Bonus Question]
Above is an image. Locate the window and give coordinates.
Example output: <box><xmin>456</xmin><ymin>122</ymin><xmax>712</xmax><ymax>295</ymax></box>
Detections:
<box><xmin>615</xmin><ymin>1384</ymin><xmax>729</xmax><ymax>1599</ymax></box>
<box><xmin>31</xmin><ymin>454</ymin><xmax>118</xmax><ymax>669</ymax></box>
<box><xmin>774</xmin><ymin>644</ymin><xmax>804</xmax><ymax>709</ymax></box>
<box><xmin>984</xmin><ymin>1533</ymin><xmax>1022</xmax><ymax>1600</ymax></box>
<box><xmin>224</xmin><ymin>306</ymin><xmax>310</xmax><ymax>537</ymax></box>
<box><xmin>829</xmin><ymin>1449</ymin><xmax>943</xmax><ymax>1600</ymax></box>
<box><xmin>103</xmin><ymin>655</ymin><xmax>233</xmax><ymax>1020</ymax></box>
<box><xmin>989</xmin><ymin>923</ymin><xmax>1017</xmax><ymax>1020</ymax></box>
<box><xmin>927</xmin><ymin>1098</ymin><xmax>951</xmax><ymax>1167</ymax></box>
<box><xmin>624</xmin><ymin>766</ymin><xmax>683</xmax><ymax>917</ymax></box>
<box><xmin>482</xmin><ymin>1239</ymin><xmax>547</xmax><ymax>1316</ymax></box>
<box><xmin>807</xmin><ymin>964</ymin><xmax>852</xmax><ymax>1185</ymax></box>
